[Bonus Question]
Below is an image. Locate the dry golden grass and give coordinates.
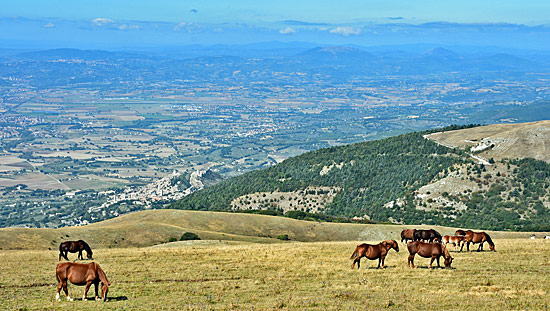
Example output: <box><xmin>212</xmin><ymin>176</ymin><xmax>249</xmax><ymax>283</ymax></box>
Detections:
<box><xmin>1</xmin><ymin>210</ymin><xmax>543</xmax><ymax>250</ymax></box>
<box><xmin>1</xmin><ymin>239</ymin><xmax>549</xmax><ymax>310</ymax></box>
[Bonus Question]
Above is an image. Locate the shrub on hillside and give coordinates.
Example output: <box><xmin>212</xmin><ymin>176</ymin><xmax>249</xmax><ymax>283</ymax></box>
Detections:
<box><xmin>180</xmin><ymin>232</ymin><xmax>200</xmax><ymax>241</ymax></box>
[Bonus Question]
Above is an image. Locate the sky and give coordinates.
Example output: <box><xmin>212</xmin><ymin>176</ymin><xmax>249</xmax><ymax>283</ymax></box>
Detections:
<box><xmin>2</xmin><ymin>0</ymin><xmax>550</xmax><ymax>50</ymax></box>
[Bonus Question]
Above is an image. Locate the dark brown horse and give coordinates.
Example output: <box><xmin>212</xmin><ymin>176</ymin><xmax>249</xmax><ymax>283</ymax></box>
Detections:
<box><xmin>407</xmin><ymin>241</ymin><xmax>453</xmax><ymax>269</ymax></box>
<box><xmin>56</xmin><ymin>262</ymin><xmax>111</xmax><ymax>302</ymax></box>
<box><xmin>59</xmin><ymin>240</ymin><xmax>93</xmax><ymax>261</ymax></box>
<box><xmin>460</xmin><ymin>231</ymin><xmax>495</xmax><ymax>252</ymax></box>
<box><xmin>442</xmin><ymin>235</ymin><xmax>465</xmax><ymax>251</ymax></box>
<box><xmin>455</xmin><ymin>229</ymin><xmax>472</xmax><ymax>236</ymax></box>
<box><xmin>400</xmin><ymin>229</ymin><xmax>416</xmax><ymax>243</ymax></box>
<box><xmin>413</xmin><ymin>229</ymin><xmax>442</xmax><ymax>243</ymax></box>
<box><xmin>350</xmin><ymin>240</ymin><xmax>399</xmax><ymax>269</ymax></box>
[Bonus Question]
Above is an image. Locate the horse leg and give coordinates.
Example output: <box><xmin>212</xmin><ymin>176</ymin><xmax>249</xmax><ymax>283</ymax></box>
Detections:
<box><xmin>62</xmin><ymin>281</ymin><xmax>72</xmax><ymax>301</ymax></box>
<box><xmin>83</xmin><ymin>282</ymin><xmax>91</xmax><ymax>301</ymax></box>
<box><xmin>429</xmin><ymin>256</ymin><xmax>435</xmax><ymax>269</ymax></box>
<box><xmin>408</xmin><ymin>254</ymin><xmax>415</xmax><ymax>268</ymax></box>
<box><xmin>56</xmin><ymin>281</ymin><xmax>63</xmax><ymax>301</ymax></box>
<box><xmin>380</xmin><ymin>255</ymin><xmax>386</xmax><ymax>269</ymax></box>
<box><xmin>78</xmin><ymin>250</ymin><xmax>82</xmax><ymax>260</ymax></box>
<box><xmin>63</xmin><ymin>251</ymin><xmax>69</xmax><ymax>261</ymax></box>
<box><xmin>436</xmin><ymin>256</ymin><xmax>441</xmax><ymax>268</ymax></box>
<box><xmin>94</xmin><ymin>282</ymin><xmax>101</xmax><ymax>301</ymax></box>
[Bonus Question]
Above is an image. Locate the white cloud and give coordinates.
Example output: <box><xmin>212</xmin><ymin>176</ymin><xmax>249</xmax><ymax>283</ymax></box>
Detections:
<box><xmin>330</xmin><ymin>26</ymin><xmax>361</xmax><ymax>36</ymax></box>
<box><xmin>279</xmin><ymin>27</ymin><xmax>296</xmax><ymax>34</ymax></box>
<box><xmin>92</xmin><ymin>18</ymin><xmax>115</xmax><ymax>26</ymax></box>
<box><xmin>42</xmin><ymin>22</ymin><xmax>55</xmax><ymax>28</ymax></box>
<box><xmin>174</xmin><ymin>22</ymin><xmax>201</xmax><ymax>33</ymax></box>
<box><xmin>118</xmin><ymin>24</ymin><xmax>142</xmax><ymax>31</ymax></box>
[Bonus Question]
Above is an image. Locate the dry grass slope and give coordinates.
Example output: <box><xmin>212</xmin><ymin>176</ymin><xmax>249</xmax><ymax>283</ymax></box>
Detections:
<box><xmin>0</xmin><ymin>210</ymin><xmax>542</xmax><ymax>250</ymax></box>
<box><xmin>427</xmin><ymin>120</ymin><xmax>550</xmax><ymax>162</ymax></box>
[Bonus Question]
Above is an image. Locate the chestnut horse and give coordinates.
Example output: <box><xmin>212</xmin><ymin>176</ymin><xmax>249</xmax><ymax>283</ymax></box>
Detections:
<box><xmin>400</xmin><ymin>229</ymin><xmax>416</xmax><ymax>243</ymax></box>
<box><xmin>442</xmin><ymin>235</ymin><xmax>465</xmax><ymax>251</ymax></box>
<box><xmin>460</xmin><ymin>231</ymin><xmax>495</xmax><ymax>252</ymax></box>
<box><xmin>350</xmin><ymin>240</ymin><xmax>399</xmax><ymax>269</ymax></box>
<box><xmin>59</xmin><ymin>240</ymin><xmax>93</xmax><ymax>261</ymax></box>
<box><xmin>56</xmin><ymin>262</ymin><xmax>110</xmax><ymax>302</ymax></box>
<box><xmin>407</xmin><ymin>241</ymin><xmax>453</xmax><ymax>269</ymax></box>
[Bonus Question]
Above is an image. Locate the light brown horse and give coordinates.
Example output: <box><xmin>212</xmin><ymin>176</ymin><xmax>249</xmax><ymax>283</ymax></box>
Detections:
<box><xmin>460</xmin><ymin>231</ymin><xmax>495</xmax><ymax>252</ymax></box>
<box><xmin>56</xmin><ymin>262</ymin><xmax>111</xmax><ymax>302</ymax></box>
<box><xmin>400</xmin><ymin>229</ymin><xmax>416</xmax><ymax>243</ymax></box>
<box><xmin>442</xmin><ymin>235</ymin><xmax>465</xmax><ymax>251</ymax></box>
<box><xmin>350</xmin><ymin>240</ymin><xmax>399</xmax><ymax>269</ymax></box>
<box><xmin>407</xmin><ymin>241</ymin><xmax>453</xmax><ymax>269</ymax></box>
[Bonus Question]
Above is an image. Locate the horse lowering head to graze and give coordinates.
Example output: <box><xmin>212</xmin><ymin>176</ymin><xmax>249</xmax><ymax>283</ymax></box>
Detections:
<box><xmin>413</xmin><ymin>229</ymin><xmax>442</xmax><ymax>243</ymax></box>
<box><xmin>407</xmin><ymin>241</ymin><xmax>453</xmax><ymax>269</ymax></box>
<box><xmin>56</xmin><ymin>262</ymin><xmax>111</xmax><ymax>302</ymax></box>
<box><xmin>400</xmin><ymin>229</ymin><xmax>416</xmax><ymax>243</ymax></box>
<box><xmin>460</xmin><ymin>231</ymin><xmax>495</xmax><ymax>252</ymax></box>
<box><xmin>350</xmin><ymin>240</ymin><xmax>399</xmax><ymax>269</ymax></box>
<box><xmin>59</xmin><ymin>240</ymin><xmax>93</xmax><ymax>261</ymax></box>
<box><xmin>442</xmin><ymin>235</ymin><xmax>465</xmax><ymax>251</ymax></box>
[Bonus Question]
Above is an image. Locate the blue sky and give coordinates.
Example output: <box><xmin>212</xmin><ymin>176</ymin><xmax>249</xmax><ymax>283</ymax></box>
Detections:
<box><xmin>2</xmin><ymin>1</ymin><xmax>550</xmax><ymax>49</ymax></box>
<box><xmin>4</xmin><ymin>0</ymin><xmax>550</xmax><ymax>24</ymax></box>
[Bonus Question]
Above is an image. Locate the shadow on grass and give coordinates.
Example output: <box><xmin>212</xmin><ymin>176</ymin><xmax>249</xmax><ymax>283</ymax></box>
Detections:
<box><xmin>75</xmin><ymin>296</ymin><xmax>128</xmax><ymax>302</ymax></box>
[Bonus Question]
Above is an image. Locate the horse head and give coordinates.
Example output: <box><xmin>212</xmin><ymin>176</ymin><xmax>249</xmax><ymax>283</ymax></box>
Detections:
<box><xmin>101</xmin><ymin>282</ymin><xmax>109</xmax><ymax>301</ymax></box>
<box><xmin>442</xmin><ymin>245</ymin><xmax>453</xmax><ymax>268</ymax></box>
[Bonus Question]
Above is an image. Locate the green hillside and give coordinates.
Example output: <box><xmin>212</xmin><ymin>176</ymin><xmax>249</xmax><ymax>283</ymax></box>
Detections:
<box><xmin>171</xmin><ymin>125</ymin><xmax>550</xmax><ymax>231</ymax></box>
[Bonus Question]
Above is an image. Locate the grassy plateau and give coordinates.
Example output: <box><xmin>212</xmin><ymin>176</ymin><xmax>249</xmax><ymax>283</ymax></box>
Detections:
<box><xmin>1</xmin><ymin>238</ymin><xmax>550</xmax><ymax>310</ymax></box>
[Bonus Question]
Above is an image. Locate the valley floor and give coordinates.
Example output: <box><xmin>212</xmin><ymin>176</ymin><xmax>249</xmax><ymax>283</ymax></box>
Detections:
<box><xmin>1</xmin><ymin>239</ymin><xmax>549</xmax><ymax>310</ymax></box>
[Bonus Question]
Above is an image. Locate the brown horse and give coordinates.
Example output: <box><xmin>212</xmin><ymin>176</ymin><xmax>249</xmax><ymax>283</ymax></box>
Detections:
<box><xmin>56</xmin><ymin>262</ymin><xmax>110</xmax><ymax>302</ymax></box>
<box><xmin>407</xmin><ymin>241</ymin><xmax>453</xmax><ymax>269</ymax></box>
<box><xmin>59</xmin><ymin>240</ymin><xmax>93</xmax><ymax>261</ymax></box>
<box><xmin>442</xmin><ymin>235</ymin><xmax>465</xmax><ymax>251</ymax></box>
<box><xmin>350</xmin><ymin>240</ymin><xmax>399</xmax><ymax>269</ymax></box>
<box><xmin>400</xmin><ymin>229</ymin><xmax>416</xmax><ymax>243</ymax></box>
<box><xmin>460</xmin><ymin>231</ymin><xmax>495</xmax><ymax>252</ymax></box>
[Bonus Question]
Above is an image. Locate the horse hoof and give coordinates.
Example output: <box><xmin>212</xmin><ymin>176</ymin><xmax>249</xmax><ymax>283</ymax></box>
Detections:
<box><xmin>96</xmin><ymin>297</ymin><xmax>101</xmax><ymax>301</ymax></box>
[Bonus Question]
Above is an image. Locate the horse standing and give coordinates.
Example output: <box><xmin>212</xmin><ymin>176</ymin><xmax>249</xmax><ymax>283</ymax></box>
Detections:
<box><xmin>407</xmin><ymin>241</ymin><xmax>453</xmax><ymax>269</ymax></box>
<box><xmin>400</xmin><ymin>229</ymin><xmax>416</xmax><ymax>243</ymax></box>
<box><xmin>55</xmin><ymin>262</ymin><xmax>111</xmax><ymax>302</ymax></box>
<box><xmin>460</xmin><ymin>231</ymin><xmax>495</xmax><ymax>252</ymax></box>
<box><xmin>59</xmin><ymin>240</ymin><xmax>93</xmax><ymax>261</ymax></box>
<box><xmin>350</xmin><ymin>240</ymin><xmax>399</xmax><ymax>269</ymax></box>
<box><xmin>413</xmin><ymin>229</ymin><xmax>442</xmax><ymax>243</ymax></box>
<box><xmin>442</xmin><ymin>235</ymin><xmax>465</xmax><ymax>251</ymax></box>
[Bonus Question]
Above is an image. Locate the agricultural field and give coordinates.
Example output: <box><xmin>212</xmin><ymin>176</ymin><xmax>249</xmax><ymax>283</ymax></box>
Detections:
<box><xmin>1</xmin><ymin>238</ymin><xmax>549</xmax><ymax>310</ymax></box>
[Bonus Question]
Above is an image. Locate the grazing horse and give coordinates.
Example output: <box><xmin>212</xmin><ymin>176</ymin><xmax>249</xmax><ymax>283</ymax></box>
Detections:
<box><xmin>413</xmin><ymin>229</ymin><xmax>442</xmax><ymax>243</ymax></box>
<box><xmin>400</xmin><ymin>229</ymin><xmax>416</xmax><ymax>243</ymax></box>
<box><xmin>442</xmin><ymin>235</ymin><xmax>465</xmax><ymax>251</ymax></box>
<box><xmin>55</xmin><ymin>262</ymin><xmax>111</xmax><ymax>302</ymax></box>
<box><xmin>350</xmin><ymin>240</ymin><xmax>399</xmax><ymax>269</ymax></box>
<box><xmin>460</xmin><ymin>231</ymin><xmax>495</xmax><ymax>252</ymax></box>
<box><xmin>59</xmin><ymin>240</ymin><xmax>93</xmax><ymax>261</ymax></box>
<box><xmin>407</xmin><ymin>241</ymin><xmax>453</xmax><ymax>269</ymax></box>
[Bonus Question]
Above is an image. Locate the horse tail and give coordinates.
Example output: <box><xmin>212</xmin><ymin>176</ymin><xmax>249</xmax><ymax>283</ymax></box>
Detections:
<box><xmin>96</xmin><ymin>263</ymin><xmax>111</xmax><ymax>285</ymax></box>
<box><xmin>485</xmin><ymin>233</ymin><xmax>495</xmax><ymax>251</ymax></box>
<box><xmin>350</xmin><ymin>246</ymin><xmax>360</xmax><ymax>260</ymax></box>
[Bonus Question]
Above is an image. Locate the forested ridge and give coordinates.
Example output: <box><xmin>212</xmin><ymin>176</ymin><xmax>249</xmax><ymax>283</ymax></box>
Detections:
<box><xmin>171</xmin><ymin>125</ymin><xmax>550</xmax><ymax>231</ymax></box>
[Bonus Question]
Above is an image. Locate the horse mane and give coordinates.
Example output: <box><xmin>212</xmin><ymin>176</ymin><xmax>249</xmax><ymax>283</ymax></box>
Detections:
<box><xmin>485</xmin><ymin>233</ymin><xmax>495</xmax><ymax>248</ymax></box>
<box><xmin>79</xmin><ymin>240</ymin><xmax>92</xmax><ymax>252</ymax></box>
<box><xmin>95</xmin><ymin>263</ymin><xmax>110</xmax><ymax>285</ymax></box>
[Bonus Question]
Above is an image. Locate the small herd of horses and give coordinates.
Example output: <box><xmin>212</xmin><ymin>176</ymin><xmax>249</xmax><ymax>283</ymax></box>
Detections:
<box><xmin>350</xmin><ymin>229</ymin><xmax>495</xmax><ymax>270</ymax></box>
<box><xmin>55</xmin><ymin>229</ymin><xmax>495</xmax><ymax>302</ymax></box>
